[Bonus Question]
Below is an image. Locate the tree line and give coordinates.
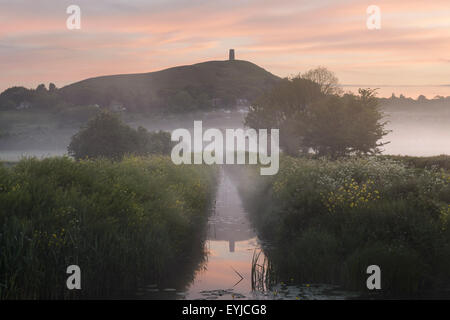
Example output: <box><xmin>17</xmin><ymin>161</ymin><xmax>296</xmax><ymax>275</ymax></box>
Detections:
<box><xmin>245</xmin><ymin>67</ymin><xmax>389</xmax><ymax>158</ymax></box>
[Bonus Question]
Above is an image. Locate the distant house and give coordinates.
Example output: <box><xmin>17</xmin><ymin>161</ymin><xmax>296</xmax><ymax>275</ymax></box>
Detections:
<box><xmin>16</xmin><ymin>101</ymin><xmax>32</xmax><ymax>110</ymax></box>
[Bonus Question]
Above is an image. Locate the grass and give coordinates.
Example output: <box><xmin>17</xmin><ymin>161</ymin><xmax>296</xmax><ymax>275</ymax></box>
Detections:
<box><xmin>228</xmin><ymin>156</ymin><xmax>450</xmax><ymax>297</ymax></box>
<box><xmin>0</xmin><ymin>156</ymin><xmax>217</xmax><ymax>299</ymax></box>
<box><xmin>251</xmin><ymin>249</ymin><xmax>276</xmax><ymax>292</ymax></box>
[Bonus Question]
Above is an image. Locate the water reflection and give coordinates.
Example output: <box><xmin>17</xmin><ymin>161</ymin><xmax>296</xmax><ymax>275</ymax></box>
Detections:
<box><xmin>183</xmin><ymin>169</ymin><xmax>262</xmax><ymax>300</ymax></box>
<box><xmin>136</xmin><ymin>167</ymin><xmax>262</xmax><ymax>300</ymax></box>
<box><xmin>138</xmin><ymin>167</ymin><xmax>360</xmax><ymax>300</ymax></box>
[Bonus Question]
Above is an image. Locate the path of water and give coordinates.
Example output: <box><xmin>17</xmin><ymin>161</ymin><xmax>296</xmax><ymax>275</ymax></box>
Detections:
<box><xmin>139</xmin><ymin>168</ymin><xmax>359</xmax><ymax>300</ymax></box>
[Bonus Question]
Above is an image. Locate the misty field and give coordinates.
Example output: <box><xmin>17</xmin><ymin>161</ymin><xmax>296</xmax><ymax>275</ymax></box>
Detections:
<box><xmin>230</xmin><ymin>156</ymin><xmax>450</xmax><ymax>297</ymax></box>
<box><xmin>0</xmin><ymin>156</ymin><xmax>217</xmax><ymax>299</ymax></box>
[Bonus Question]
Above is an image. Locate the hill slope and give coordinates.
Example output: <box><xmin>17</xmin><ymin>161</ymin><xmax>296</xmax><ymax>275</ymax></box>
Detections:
<box><xmin>60</xmin><ymin>60</ymin><xmax>281</xmax><ymax>112</ymax></box>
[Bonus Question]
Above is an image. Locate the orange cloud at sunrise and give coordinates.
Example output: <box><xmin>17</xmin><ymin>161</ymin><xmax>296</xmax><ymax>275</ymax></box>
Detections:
<box><xmin>1</xmin><ymin>0</ymin><xmax>449</xmax><ymax>96</ymax></box>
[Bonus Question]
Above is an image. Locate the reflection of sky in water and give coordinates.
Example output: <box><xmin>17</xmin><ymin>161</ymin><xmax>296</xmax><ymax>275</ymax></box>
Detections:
<box><xmin>184</xmin><ymin>238</ymin><xmax>260</xmax><ymax>300</ymax></box>
<box><xmin>184</xmin><ymin>170</ymin><xmax>262</xmax><ymax>300</ymax></box>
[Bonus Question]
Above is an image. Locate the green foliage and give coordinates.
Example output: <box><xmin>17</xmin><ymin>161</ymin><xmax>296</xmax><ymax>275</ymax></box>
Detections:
<box><xmin>304</xmin><ymin>89</ymin><xmax>389</xmax><ymax>157</ymax></box>
<box><xmin>245</xmin><ymin>70</ymin><xmax>389</xmax><ymax>157</ymax></box>
<box><xmin>136</xmin><ymin>128</ymin><xmax>173</xmax><ymax>156</ymax></box>
<box><xmin>245</xmin><ymin>77</ymin><xmax>324</xmax><ymax>155</ymax></box>
<box><xmin>68</xmin><ymin>112</ymin><xmax>173</xmax><ymax>160</ymax></box>
<box><xmin>0</xmin><ymin>84</ymin><xmax>62</xmax><ymax>111</ymax></box>
<box><xmin>0</xmin><ymin>156</ymin><xmax>217</xmax><ymax>299</ymax></box>
<box><xmin>0</xmin><ymin>87</ymin><xmax>33</xmax><ymax>110</ymax></box>
<box><xmin>230</xmin><ymin>156</ymin><xmax>450</xmax><ymax>297</ymax></box>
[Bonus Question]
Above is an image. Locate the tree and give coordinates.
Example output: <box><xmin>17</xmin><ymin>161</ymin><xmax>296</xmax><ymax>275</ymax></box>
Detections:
<box><xmin>417</xmin><ymin>95</ymin><xmax>427</xmax><ymax>103</ymax></box>
<box><xmin>304</xmin><ymin>89</ymin><xmax>389</xmax><ymax>157</ymax></box>
<box><xmin>0</xmin><ymin>86</ymin><xmax>33</xmax><ymax>110</ymax></box>
<box><xmin>35</xmin><ymin>83</ymin><xmax>47</xmax><ymax>93</ymax></box>
<box><xmin>136</xmin><ymin>128</ymin><xmax>173</xmax><ymax>155</ymax></box>
<box><xmin>245</xmin><ymin>76</ymin><xmax>324</xmax><ymax>155</ymax></box>
<box><xmin>301</xmin><ymin>66</ymin><xmax>342</xmax><ymax>95</ymax></box>
<box><xmin>68</xmin><ymin>111</ymin><xmax>172</xmax><ymax>160</ymax></box>
<box><xmin>49</xmin><ymin>83</ymin><xmax>57</xmax><ymax>93</ymax></box>
<box><xmin>245</xmin><ymin>70</ymin><xmax>389</xmax><ymax>157</ymax></box>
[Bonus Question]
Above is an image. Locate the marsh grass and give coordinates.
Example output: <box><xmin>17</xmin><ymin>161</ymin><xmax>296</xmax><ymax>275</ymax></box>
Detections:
<box><xmin>251</xmin><ymin>249</ymin><xmax>276</xmax><ymax>292</ymax></box>
<box><xmin>0</xmin><ymin>156</ymin><xmax>217</xmax><ymax>299</ymax></box>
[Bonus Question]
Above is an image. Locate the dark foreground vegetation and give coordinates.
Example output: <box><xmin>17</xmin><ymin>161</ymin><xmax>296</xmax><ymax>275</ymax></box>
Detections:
<box><xmin>0</xmin><ymin>156</ymin><xmax>217</xmax><ymax>299</ymax></box>
<box><xmin>230</xmin><ymin>155</ymin><xmax>450</xmax><ymax>297</ymax></box>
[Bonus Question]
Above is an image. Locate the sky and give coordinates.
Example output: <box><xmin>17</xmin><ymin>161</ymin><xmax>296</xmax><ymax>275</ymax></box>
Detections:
<box><xmin>1</xmin><ymin>0</ymin><xmax>450</xmax><ymax>96</ymax></box>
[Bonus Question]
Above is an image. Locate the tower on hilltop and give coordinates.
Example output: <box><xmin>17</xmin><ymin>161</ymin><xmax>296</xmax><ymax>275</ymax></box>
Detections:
<box><xmin>229</xmin><ymin>49</ymin><xmax>235</xmax><ymax>61</ymax></box>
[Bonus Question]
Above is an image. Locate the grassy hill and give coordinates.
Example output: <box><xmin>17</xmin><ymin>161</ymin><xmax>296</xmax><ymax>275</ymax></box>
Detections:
<box><xmin>60</xmin><ymin>60</ymin><xmax>281</xmax><ymax>112</ymax></box>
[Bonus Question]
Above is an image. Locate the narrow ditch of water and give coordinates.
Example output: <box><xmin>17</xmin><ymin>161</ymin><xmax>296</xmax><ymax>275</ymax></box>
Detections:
<box><xmin>139</xmin><ymin>167</ymin><xmax>359</xmax><ymax>300</ymax></box>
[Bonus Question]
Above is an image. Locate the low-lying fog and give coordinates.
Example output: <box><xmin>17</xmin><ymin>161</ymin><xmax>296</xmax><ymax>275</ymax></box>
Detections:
<box><xmin>0</xmin><ymin>106</ymin><xmax>449</xmax><ymax>161</ymax></box>
<box><xmin>382</xmin><ymin>108</ymin><xmax>450</xmax><ymax>156</ymax></box>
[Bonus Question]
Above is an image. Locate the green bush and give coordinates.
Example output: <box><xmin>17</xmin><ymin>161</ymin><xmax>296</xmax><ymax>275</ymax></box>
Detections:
<box><xmin>229</xmin><ymin>156</ymin><xmax>450</xmax><ymax>297</ymax></box>
<box><xmin>282</xmin><ymin>229</ymin><xmax>341</xmax><ymax>284</ymax></box>
<box><xmin>0</xmin><ymin>156</ymin><xmax>217</xmax><ymax>299</ymax></box>
<box><xmin>342</xmin><ymin>243</ymin><xmax>426</xmax><ymax>296</ymax></box>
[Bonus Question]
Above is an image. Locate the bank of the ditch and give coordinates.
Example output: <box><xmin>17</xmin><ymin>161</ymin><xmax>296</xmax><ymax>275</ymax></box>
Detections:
<box><xmin>0</xmin><ymin>156</ymin><xmax>217</xmax><ymax>299</ymax></box>
<box><xmin>228</xmin><ymin>156</ymin><xmax>450</xmax><ymax>298</ymax></box>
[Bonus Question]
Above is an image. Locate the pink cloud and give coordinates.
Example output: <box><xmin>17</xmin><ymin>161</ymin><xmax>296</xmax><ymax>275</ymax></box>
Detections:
<box><xmin>0</xmin><ymin>0</ymin><xmax>449</xmax><ymax>92</ymax></box>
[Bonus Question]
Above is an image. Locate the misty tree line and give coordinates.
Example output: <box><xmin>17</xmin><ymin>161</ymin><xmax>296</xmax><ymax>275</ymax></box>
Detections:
<box><xmin>380</xmin><ymin>93</ymin><xmax>450</xmax><ymax>105</ymax></box>
<box><xmin>1</xmin><ymin>67</ymin><xmax>448</xmax><ymax>159</ymax></box>
<box><xmin>245</xmin><ymin>68</ymin><xmax>389</xmax><ymax>158</ymax></box>
<box><xmin>1</xmin><ymin>81</ymin><xmax>448</xmax><ymax>113</ymax></box>
<box><xmin>0</xmin><ymin>83</ymin><xmax>244</xmax><ymax>114</ymax></box>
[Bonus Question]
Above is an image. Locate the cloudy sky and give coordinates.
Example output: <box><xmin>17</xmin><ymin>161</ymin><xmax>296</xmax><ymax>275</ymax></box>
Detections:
<box><xmin>1</xmin><ymin>0</ymin><xmax>449</xmax><ymax>94</ymax></box>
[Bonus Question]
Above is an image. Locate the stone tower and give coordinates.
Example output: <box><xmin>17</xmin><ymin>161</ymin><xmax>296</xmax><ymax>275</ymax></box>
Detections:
<box><xmin>229</xmin><ymin>49</ymin><xmax>235</xmax><ymax>61</ymax></box>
